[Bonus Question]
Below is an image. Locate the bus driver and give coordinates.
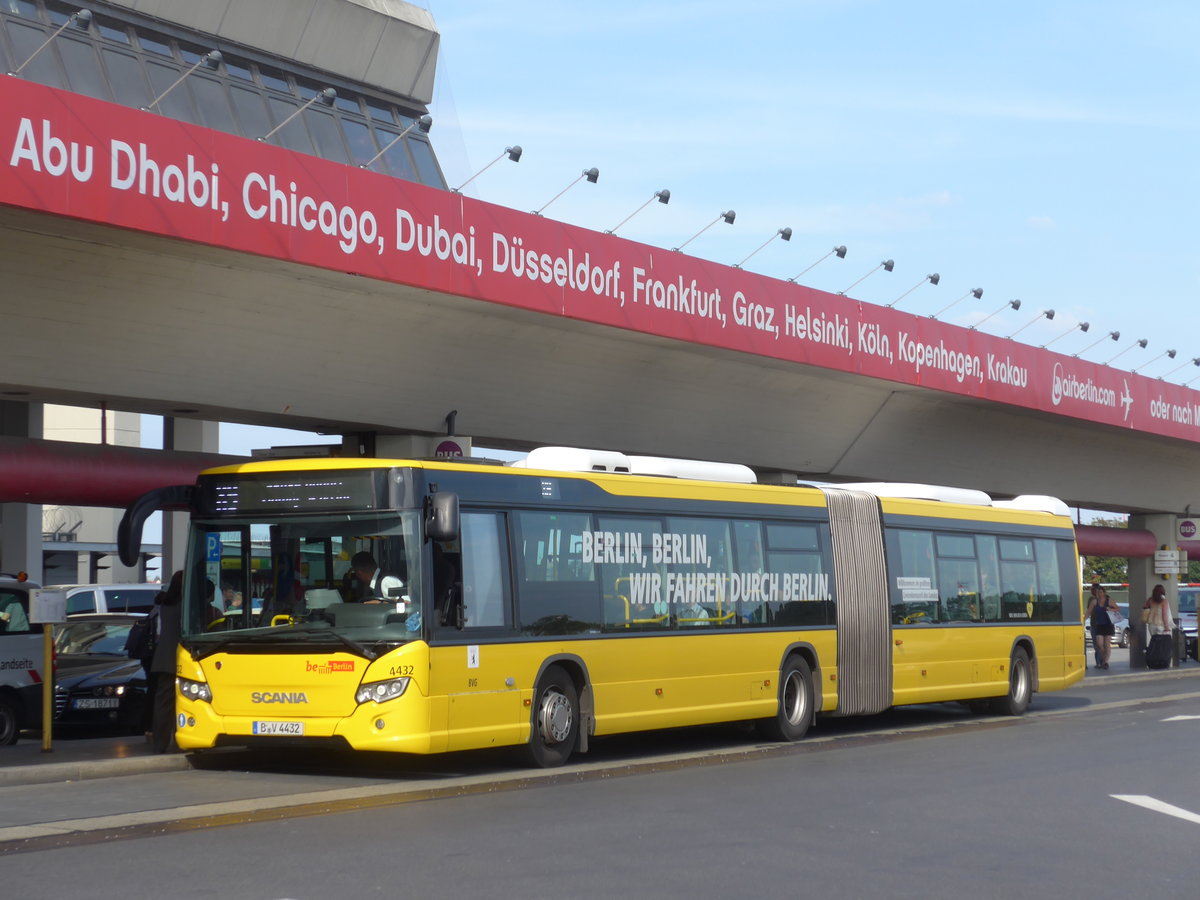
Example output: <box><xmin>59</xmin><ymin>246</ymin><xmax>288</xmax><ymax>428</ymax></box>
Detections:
<box><xmin>349</xmin><ymin>551</ymin><xmax>404</xmax><ymax>603</ymax></box>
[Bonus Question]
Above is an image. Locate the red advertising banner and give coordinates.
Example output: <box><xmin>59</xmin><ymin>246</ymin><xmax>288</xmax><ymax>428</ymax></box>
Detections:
<box><xmin>3</xmin><ymin>79</ymin><xmax>1199</xmax><ymax>444</ymax></box>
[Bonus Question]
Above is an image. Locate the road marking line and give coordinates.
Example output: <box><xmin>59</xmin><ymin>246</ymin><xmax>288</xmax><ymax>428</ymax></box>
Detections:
<box><xmin>1111</xmin><ymin>795</ymin><xmax>1200</xmax><ymax>824</ymax></box>
<box><xmin>1162</xmin><ymin>714</ymin><xmax>1200</xmax><ymax>721</ymax></box>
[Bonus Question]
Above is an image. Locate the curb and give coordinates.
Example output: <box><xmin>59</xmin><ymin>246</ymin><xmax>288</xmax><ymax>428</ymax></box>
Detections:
<box><xmin>0</xmin><ymin>752</ymin><xmax>191</xmax><ymax>788</ymax></box>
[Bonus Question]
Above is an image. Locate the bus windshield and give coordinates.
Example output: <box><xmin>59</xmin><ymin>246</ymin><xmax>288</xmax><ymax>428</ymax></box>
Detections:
<box><xmin>181</xmin><ymin>511</ymin><xmax>425</xmax><ymax>653</ymax></box>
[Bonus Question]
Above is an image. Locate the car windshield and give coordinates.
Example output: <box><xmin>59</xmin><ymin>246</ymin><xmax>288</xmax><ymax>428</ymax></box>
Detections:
<box><xmin>55</xmin><ymin>621</ymin><xmax>134</xmax><ymax>655</ymax></box>
<box><xmin>181</xmin><ymin>512</ymin><xmax>425</xmax><ymax>652</ymax></box>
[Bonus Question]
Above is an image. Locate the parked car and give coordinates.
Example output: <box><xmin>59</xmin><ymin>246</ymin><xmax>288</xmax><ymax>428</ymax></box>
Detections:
<box><xmin>52</xmin><ymin>614</ymin><xmax>148</xmax><ymax>734</ymax></box>
<box><xmin>0</xmin><ymin>573</ymin><xmax>44</xmax><ymax>745</ymax></box>
<box><xmin>48</xmin><ymin>583</ymin><xmax>161</xmax><ymax>617</ymax></box>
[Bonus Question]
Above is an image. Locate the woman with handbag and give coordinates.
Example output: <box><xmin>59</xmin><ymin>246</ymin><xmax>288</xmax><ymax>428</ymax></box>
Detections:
<box><xmin>1085</xmin><ymin>583</ymin><xmax>1120</xmax><ymax>669</ymax></box>
<box><xmin>1143</xmin><ymin>584</ymin><xmax>1174</xmax><ymax>669</ymax></box>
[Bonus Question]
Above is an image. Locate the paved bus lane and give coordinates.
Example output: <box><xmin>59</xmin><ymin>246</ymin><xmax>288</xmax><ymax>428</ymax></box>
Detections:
<box><xmin>2</xmin><ymin>667</ymin><xmax>1200</xmax><ymax>898</ymax></box>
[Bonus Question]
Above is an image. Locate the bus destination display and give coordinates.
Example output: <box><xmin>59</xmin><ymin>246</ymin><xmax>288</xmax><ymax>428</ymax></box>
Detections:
<box><xmin>200</xmin><ymin>471</ymin><xmax>387</xmax><ymax>515</ymax></box>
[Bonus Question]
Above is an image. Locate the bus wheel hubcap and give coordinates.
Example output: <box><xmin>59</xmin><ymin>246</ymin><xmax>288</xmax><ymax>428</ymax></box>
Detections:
<box><xmin>538</xmin><ymin>690</ymin><xmax>572</xmax><ymax>744</ymax></box>
<box><xmin>784</xmin><ymin>672</ymin><xmax>806</xmax><ymax>724</ymax></box>
<box><xmin>1014</xmin><ymin>664</ymin><xmax>1029</xmax><ymax>702</ymax></box>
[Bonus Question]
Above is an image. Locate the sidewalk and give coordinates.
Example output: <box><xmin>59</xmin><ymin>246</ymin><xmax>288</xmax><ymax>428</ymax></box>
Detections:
<box><xmin>1079</xmin><ymin>644</ymin><xmax>1200</xmax><ymax>679</ymax></box>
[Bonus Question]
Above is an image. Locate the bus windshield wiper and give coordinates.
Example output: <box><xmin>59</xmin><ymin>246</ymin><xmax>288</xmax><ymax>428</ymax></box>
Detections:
<box><xmin>187</xmin><ymin>631</ymin><xmax>279</xmax><ymax>660</ymax></box>
<box><xmin>313</xmin><ymin>625</ymin><xmax>377</xmax><ymax>661</ymax></box>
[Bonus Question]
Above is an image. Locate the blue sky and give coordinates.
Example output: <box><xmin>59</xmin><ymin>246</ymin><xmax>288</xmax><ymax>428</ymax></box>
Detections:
<box><xmin>423</xmin><ymin>0</ymin><xmax>1197</xmax><ymax>359</ymax></box>
<box><xmin>220</xmin><ymin>0</ymin><xmax>1197</xmax><ymax>457</ymax></box>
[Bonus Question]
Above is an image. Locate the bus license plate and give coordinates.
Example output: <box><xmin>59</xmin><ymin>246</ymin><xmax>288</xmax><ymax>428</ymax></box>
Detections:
<box><xmin>252</xmin><ymin>721</ymin><xmax>304</xmax><ymax>736</ymax></box>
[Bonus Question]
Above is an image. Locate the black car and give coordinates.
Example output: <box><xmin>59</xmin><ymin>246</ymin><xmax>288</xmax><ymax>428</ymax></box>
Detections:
<box><xmin>53</xmin><ymin>614</ymin><xmax>148</xmax><ymax>734</ymax></box>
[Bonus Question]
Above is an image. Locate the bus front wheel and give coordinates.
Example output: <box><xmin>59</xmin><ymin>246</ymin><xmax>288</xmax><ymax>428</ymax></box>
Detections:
<box><xmin>527</xmin><ymin>665</ymin><xmax>579</xmax><ymax>768</ymax></box>
<box><xmin>993</xmin><ymin>647</ymin><xmax>1032</xmax><ymax>716</ymax></box>
<box><xmin>758</xmin><ymin>655</ymin><xmax>813</xmax><ymax>742</ymax></box>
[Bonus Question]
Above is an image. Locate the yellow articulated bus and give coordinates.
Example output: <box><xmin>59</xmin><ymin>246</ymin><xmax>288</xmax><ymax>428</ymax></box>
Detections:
<box><xmin>118</xmin><ymin>447</ymin><xmax>1085</xmax><ymax>767</ymax></box>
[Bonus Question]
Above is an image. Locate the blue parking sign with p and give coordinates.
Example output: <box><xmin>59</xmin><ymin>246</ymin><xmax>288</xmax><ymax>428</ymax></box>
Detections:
<box><xmin>206</xmin><ymin>535</ymin><xmax>221</xmax><ymax>562</ymax></box>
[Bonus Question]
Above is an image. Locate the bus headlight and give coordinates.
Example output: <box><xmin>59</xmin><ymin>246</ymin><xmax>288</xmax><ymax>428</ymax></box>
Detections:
<box><xmin>355</xmin><ymin>676</ymin><xmax>410</xmax><ymax>705</ymax></box>
<box><xmin>177</xmin><ymin>677</ymin><xmax>212</xmax><ymax>703</ymax></box>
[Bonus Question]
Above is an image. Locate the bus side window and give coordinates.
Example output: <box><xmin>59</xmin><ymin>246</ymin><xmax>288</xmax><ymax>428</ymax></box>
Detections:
<box><xmin>459</xmin><ymin>513</ymin><xmax>508</xmax><ymax>629</ymax></box>
<box><xmin>432</xmin><ymin>541</ymin><xmax>461</xmax><ymax>628</ymax></box>
<box><xmin>514</xmin><ymin>511</ymin><xmax>599</xmax><ymax>635</ymax></box>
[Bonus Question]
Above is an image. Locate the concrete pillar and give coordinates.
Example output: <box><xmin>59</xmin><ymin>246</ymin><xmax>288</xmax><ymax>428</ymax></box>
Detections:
<box><xmin>161</xmin><ymin>417</ymin><xmax>219</xmax><ymax>578</ymax></box>
<box><xmin>0</xmin><ymin>401</ymin><xmax>44</xmax><ymax>582</ymax></box>
<box><xmin>1127</xmin><ymin>513</ymin><xmax>1180</xmax><ymax>668</ymax></box>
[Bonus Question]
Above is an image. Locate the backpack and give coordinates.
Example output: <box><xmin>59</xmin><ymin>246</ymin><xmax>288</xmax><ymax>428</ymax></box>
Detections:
<box><xmin>124</xmin><ymin>607</ymin><xmax>158</xmax><ymax>662</ymax></box>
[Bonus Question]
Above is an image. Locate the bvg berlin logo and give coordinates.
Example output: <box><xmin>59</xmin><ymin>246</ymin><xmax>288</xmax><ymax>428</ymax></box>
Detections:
<box><xmin>305</xmin><ymin>660</ymin><xmax>355</xmax><ymax>674</ymax></box>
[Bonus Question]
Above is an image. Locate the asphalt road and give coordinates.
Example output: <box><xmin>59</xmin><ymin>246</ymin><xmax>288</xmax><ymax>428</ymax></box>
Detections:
<box><xmin>3</xmin><ymin>665</ymin><xmax>1199</xmax><ymax>899</ymax></box>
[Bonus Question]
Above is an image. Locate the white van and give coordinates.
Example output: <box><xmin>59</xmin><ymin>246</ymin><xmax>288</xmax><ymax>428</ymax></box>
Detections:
<box><xmin>0</xmin><ymin>574</ymin><xmax>46</xmax><ymax>745</ymax></box>
<box><xmin>49</xmin><ymin>583</ymin><xmax>161</xmax><ymax>616</ymax></box>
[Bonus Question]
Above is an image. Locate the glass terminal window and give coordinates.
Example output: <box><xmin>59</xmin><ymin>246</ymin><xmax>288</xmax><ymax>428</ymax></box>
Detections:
<box><xmin>0</xmin><ymin>0</ymin><xmax>444</xmax><ymax>188</ymax></box>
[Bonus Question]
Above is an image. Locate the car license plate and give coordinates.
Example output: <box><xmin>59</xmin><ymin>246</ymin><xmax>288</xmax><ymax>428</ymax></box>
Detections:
<box><xmin>73</xmin><ymin>698</ymin><xmax>120</xmax><ymax>710</ymax></box>
<box><xmin>252</xmin><ymin>720</ymin><xmax>304</xmax><ymax>736</ymax></box>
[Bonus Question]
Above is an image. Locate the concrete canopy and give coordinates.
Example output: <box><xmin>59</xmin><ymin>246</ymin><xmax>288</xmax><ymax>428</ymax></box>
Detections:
<box><xmin>0</xmin><ymin>204</ymin><xmax>1196</xmax><ymax>516</ymax></box>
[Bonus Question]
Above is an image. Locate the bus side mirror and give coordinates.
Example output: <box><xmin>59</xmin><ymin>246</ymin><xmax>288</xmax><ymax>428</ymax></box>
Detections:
<box><xmin>425</xmin><ymin>492</ymin><xmax>459</xmax><ymax>542</ymax></box>
<box><xmin>117</xmin><ymin>484</ymin><xmax>195</xmax><ymax>566</ymax></box>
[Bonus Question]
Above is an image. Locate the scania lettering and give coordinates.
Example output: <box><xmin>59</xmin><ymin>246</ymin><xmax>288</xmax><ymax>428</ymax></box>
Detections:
<box><xmin>250</xmin><ymin>692</ymin><xmax>309</xmax><ymax>704</ymax></box>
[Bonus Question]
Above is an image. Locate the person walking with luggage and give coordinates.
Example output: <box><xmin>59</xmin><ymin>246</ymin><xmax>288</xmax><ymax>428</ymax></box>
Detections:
<box><xmin>1085</xmin><ymin>583</ymin><xmax>1120</xmax><ymax>669</ymax></box>
<box><xmin>1143</xmin><ymin>584</ymin><xmax>1174</xmax><ymax>669</ymax></box>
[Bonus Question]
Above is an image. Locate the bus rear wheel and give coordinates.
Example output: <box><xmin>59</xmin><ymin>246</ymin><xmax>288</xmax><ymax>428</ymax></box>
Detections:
<box><xmin>758</xmin><ymin>656</ymin><xmax>813</xmax><ymax>742</ymax></box>
<box><xmin>993</xmin><ymin>647</ymin><xmax>1032</xmax><ymax>716</ymax></box>
<box><xmin>526</xmin><ymin>665</ymin><xmax>579</xmax><ymax>768</ymax></box>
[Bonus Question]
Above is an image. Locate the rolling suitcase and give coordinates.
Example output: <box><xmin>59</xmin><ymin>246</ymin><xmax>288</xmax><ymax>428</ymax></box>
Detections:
<box><xmin>1146</xmin><ymin>632</ymin><xmax>1172</xmax><ymax>669</ymax></box>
